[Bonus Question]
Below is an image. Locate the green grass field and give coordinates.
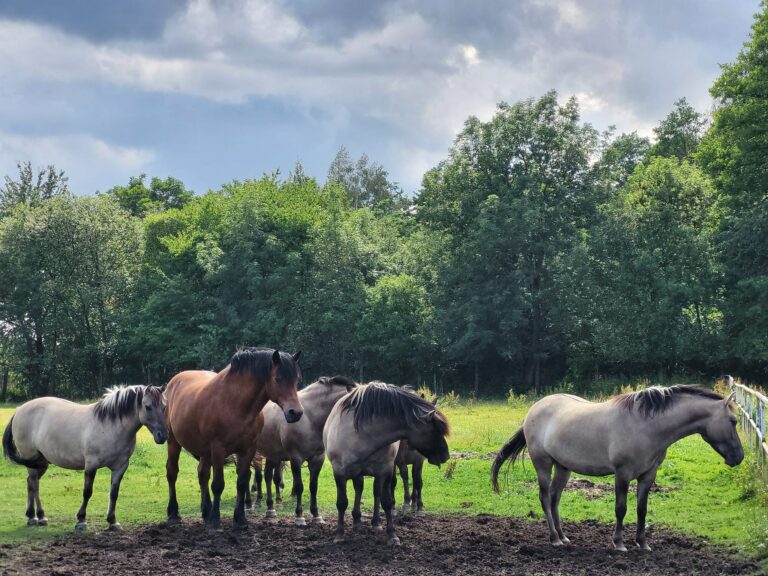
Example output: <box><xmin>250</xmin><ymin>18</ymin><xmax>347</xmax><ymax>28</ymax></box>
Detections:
<box><xmin>1</xmin><ymin>400</ymin><xmax>766</xmax><ymax>560</ymax></box>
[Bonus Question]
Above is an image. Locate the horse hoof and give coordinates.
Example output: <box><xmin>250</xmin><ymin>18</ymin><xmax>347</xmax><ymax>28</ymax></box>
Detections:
<box><xmin>334</xmin><ymin>534</ymin><xmax>345</xmax><ymax>544</ymax></box>
<box><xmin>312</xmin><ymin>516</ymin><xmax>325</xmax><ymax>525</ymax></box>
<box><xmin>37</xmin><ymin>518</ymin><xmax>48</xmax><ymax>527</ymax></box>
<box><xmin>636</xmin><ymin>542</ymin><xmax>652</xmax><ymax>552</ymax></box>
<box><xmin>561</xmin><ymin>537</ymin><xmax>571</xmax><ymax>546</ymax></box>
<box><xmin>373</xmin><ymin>524</ymin><xmax>384</xmax><ymax>532</ymax></box>
<box><xmin>388</xmin><ymin>536</ymin><xmax>401</xmax><ymax>546</ymax></box>
<box><xmin>234</xmin><ymin>522</ymin><xmax>249</xmax><ymax>531</ymax></box>
<box><xmin>108</xmin><ymin>523</ymin><xmax>123</xmax><ymax>532</ymax></box>
<box><xmin>295</xmin><ymin>516</ymin><xmax>307</xmax><ymax>527</ymax></box>
<box><xmin>75</xmin><ymin>522</ymin><xmax>88</xmax><ymax>532</ymax></box>
<box><xmin>613</xmin><ymin>544</ymin><xmax>628</xmax><ymax>553</ymax></box>
<box><xmin>551</xmin><ymin>539</ymin><xmax>564</xmax><ymax>548</ymax></box>
<box><xmin>265</xmin><ymin>509</ymin><xmax>277</xmax><ymax>519</ymax></box>
<box><xmin>27</xmin><ymin>518</ymin><xmax>38</xmax><ymax>527</ymax></box>
<box><xmin>414</xmin><ymin>510</ymin><xmax>426</xmax><ymax>518</ymax></box>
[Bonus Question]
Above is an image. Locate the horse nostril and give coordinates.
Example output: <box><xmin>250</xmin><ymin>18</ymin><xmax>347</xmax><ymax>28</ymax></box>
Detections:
<box><xmin>285</xmin><ymin>409</ymin><xmax>303</xmax><ymax>423</ymax></box>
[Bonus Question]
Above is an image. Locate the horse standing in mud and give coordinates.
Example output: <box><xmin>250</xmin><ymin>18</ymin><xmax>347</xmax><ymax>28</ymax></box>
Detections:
<box><xmin>324</xmin><ymin>382</ymin><xmax>450</xmax><ymax>545</ymax></box>
<box><xmin>249</xmin><ymin>375</ymin><xmax>357</xmax><ymax>525</ymax></box>
<box><xmin>2</xmin><ymin>385</ymin><xmax>168</xmax><ymax>531</ymax></box>
<box><xmin>492</xmin><ymin>385</ymin><xmax>744</xmax><ymax>551</ymax></box>
<box><xmin>164</xmin><ymin>348</ymin><xmax>303</xmax><ymax>529</ymax></box>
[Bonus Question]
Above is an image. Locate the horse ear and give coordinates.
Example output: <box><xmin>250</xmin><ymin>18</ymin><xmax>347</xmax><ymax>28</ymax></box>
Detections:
<box><xmin>724</xmin><ymin>392</ymin><xmax>736</xmax><ymax>406</ymax></box>
<box><xmin>272</xmin><ymin>350</ymin><xmax>281</xmax><ymax>366</ymax></box>
<box><xmin>159</xmin><ymin>382</ymin><xmax>167</xmax><ymax>393</ymax></box>
<box><xmin>292</xmin><ymin>351</ymin><xmax>301</xmax><ymax>363</ymax></box>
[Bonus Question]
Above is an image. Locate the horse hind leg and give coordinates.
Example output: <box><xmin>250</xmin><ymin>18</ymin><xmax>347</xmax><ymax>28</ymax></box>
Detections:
<box><xmin>549</xmin><ymin>463</ymin><xmax>571</xmax><ymax>545</ymax></box>
<box><xmin>291</xmin><ymin>460</ymin><xmax>306</xmax><ymax>526</ymax></box>
<box><xmin>264</xmin><ymin>461</ymin><xmax>277</xmax><ymax>519</ymax></box>
<box><xmin>234</xmin><ymin>450</ymin><xmax>254</xmax><ymax>528</ymax></box>
<box><xmin>198</xmin><ymin>457</ymin><xmax>212</xmax><ymax>522</ymax></box>
<box><xmin>333</xmin><ymin>473</ymin><xmax>349</xmax><ymax>544</ymax></box>
<box><xmin>412</xmin><ymin>461</ymin><xmax>425</xmax><ymax>517</ymax></box>
<box><xmin>380</xmin><ymin>473</ymin><xmax>400</xmax><ymax>546</ymax></box>
<box><xmin>33</xmin><ymin>464</ymin><xmax>48</xmax><ymax>526</ymax></box>
<box><xmin>25</xmin><ymin>468</ymin><xmax>38</xmax><ymax>526</ymax></box>
<box><xmin>532</xmin><ymin>456</ymin><xmax>562</xmax><ymax>546</ymax></box>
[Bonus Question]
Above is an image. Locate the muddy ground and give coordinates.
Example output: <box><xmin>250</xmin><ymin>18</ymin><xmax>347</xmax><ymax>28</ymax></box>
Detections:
<box><xmin>0</xmin><ymin>514</ymin><xmax>762</xmax><ymax>576</ymax></box>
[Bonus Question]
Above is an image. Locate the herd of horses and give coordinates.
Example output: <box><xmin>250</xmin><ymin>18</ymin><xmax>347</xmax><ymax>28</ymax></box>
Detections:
<box><xmin>2</xmin><ymin>348</ymin><xmax>744</xmax><ymax>551</ymax></box>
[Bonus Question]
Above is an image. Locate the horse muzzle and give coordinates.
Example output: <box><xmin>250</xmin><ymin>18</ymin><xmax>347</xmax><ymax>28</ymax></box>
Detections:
<box><xmin>153</xmin><ymin>431</ymin><xmax>169</xmax><ymax>444</ymax></box>
<box><xmin>284</xmin><ymin>408</ymin><xmax>303</xmax><ymax>424</ymax></box>
<box><xmin>724</xmin><ymin>452</ymin><xmax>744</xmax><ymax>467</ymax></box>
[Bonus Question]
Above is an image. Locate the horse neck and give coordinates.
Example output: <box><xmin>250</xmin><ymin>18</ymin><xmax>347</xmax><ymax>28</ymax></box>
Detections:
<box><xmin>95</xmin><ymin>407</ymin><xmax>142</xmax><ymax>441</ymax></box>
<box><xmin>301</xmin><ymin>385</ymin><xmax>348</xmax><ymax>429</ymax></box>
<box><xmin>643</xmin><ymin>396</ymin><xmax>717</xmax><ymax>448</ymax></box>
<box><xmin>362</xmin><ymin>414</ymin><xmax>431</xmax><ymax>448</ymax></box>
<box><xmin>219</xmin><ymin>371</ymin><xmax>269</xmax><ymax>415</ymax></box>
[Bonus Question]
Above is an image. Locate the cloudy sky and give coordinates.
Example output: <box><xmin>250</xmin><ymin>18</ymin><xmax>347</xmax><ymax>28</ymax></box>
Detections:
<box><xmin>0</xmin><ymin>0</ymin><xmax>759</xmax><ymax>195</ymax></box>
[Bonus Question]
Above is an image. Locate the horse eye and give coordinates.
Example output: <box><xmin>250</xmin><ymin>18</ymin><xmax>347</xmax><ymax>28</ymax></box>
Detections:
<box><xmin>146</xmin><ymin>405</ymin><xmax>152</xmax><ymax>411</ymax></box>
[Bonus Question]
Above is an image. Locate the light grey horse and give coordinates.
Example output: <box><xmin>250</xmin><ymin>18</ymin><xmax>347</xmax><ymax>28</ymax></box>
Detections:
<box><xmin>2</xmin><ymin>385</ymin><xmax>168</xmax><ymax>531</ymax></box>
<box><xmin>324</xmin><ymin>382</ymin><xmax>450</xmax><ymax>545</ymax></box>
<box><xmin>492</xmin><ymin>385</ymin><xmax>743</xmax><ymax>551</ymax></box>
<box><xmin>250</xmin><ymin>375</ymin><xmax>357</xmax><ymax>525</ymax></box>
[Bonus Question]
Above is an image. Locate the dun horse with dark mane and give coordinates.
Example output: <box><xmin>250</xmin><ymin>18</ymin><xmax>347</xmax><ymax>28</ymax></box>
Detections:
<box><xmin>492</xmin><ymin>385</ymin><xmax>743</xmax><ymax>551</ymax></box>
<box><xmin>165</xmin><ymin>348</ymin><xmax>303</xmax><ymax>529</ymax></box>
<box><xmin>324</xmin><ymin>382</ymin><xmax>450</xmax><ymax>545</ymax></box>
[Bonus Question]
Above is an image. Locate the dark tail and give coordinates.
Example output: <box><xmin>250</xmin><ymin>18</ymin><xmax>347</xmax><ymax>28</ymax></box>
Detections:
<box><xmin>491</xmin><ymin>427</ymin><xmax>527</xmax><ymax>494</ymax></box>
<box><xmin>2</xmin><ymin>415</ymin><xmax>48</xmax><ymax>470</ymax></box>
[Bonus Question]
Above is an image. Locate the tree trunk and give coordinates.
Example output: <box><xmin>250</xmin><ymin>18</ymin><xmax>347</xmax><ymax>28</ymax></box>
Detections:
<box><xmin>1</xmin><ymin>367</ymin><xmax>8</xmax><ymax>402</ymax></box>
<box><xmin>473</xmin><ymin>362</ymin><xmax>479</xmax><ymax>397</ymax></box>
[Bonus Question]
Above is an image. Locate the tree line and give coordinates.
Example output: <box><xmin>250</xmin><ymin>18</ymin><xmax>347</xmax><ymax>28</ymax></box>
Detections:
<box><xmin>1</xmin><ymin>5</ymin><xmax>768</xmax><ymax>399</ymax></box>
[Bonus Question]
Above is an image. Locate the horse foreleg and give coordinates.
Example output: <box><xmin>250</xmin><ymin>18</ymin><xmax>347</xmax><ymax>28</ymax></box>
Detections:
<box><xmin>234</xmin><ymin>450</ymin><xmax>254</xmax><ymax>528</ymax></box>
<box><xmin>333</xmin><ymin>473</ymin><xmax>348</xmax><ymax>543</ymax></box>
<box><xmin>635</xmin><ymin>468</ymin><xmax>657</xmax><ymax>551</ymax></box>
<box><xmin>166</xmin><ymin>431</ymin><xmax>182</xmax><ymax>523</ymax></box>
<box><xmin>533</xmin><ymin>459</ymin><xmax>561</xmax><ymax>546</ymax></box>
<box><xmin>291</xmin><ymin>460</ymin><xmax>305</xmax><ymax>526</ymax></box>
<box><xmin>380</xmin><ymin>473</ymin><xmax>399</xmax><ymax>546</ymax></box>
<box><xmin>308</xmin><ymin>456</ymin><xmax>324</xmax><ymax>524</ymax></box>
<box><xmin>198</xmin><ymin>457</ymin><xmax>212</xmax><ymax>521</ymax></box>
<box><xmin>208</xmin><ymin>448</ymin><xmax>226</xmax><ymax>530</ymax></box>
<box><xmin>412</xmin><ymin>461</ymin><xmax>425</xmax><ymax>516</ymax></box>
<box><xmin>275</xmin><ymin>464</ymin><xmax>284</xmax><ymax>504</ymax></box>
<box><xmin>106</xmin><ymin>462</ymin><xmax>129</xmax><ymax>531</ymax></box>
<box><xmin>351</xmin><ymin>474</ymin><xmax>364</xmax><ymax>529</ymax></box>
<box><xmin>549</xmin><ymin>464</ymin><xmax>571</xmax><ymax>545</ymax></box>
<box><xmin>33</xmin><ymin>464</ymin><xmax>48</xmax><ymax>526</ymax></box>
<box><xmin>75</xmin><ymin>469</ymin><xmax>97</xmax><ymax>531</ymax></box>
<box><xmin>613</xmin><ymin>474</ymin><xmax>630</xmax><ymax>552</ymax></box>
<box><xmin>264</xmin><ymin>460</ymin><xmax>277</xmax><ymax>518</ymax></box>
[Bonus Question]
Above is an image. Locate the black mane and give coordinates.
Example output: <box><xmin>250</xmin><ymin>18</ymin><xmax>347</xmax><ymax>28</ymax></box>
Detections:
<box><xmin>615</xmin><ymin>385</ymin><xmax>723</xmax><ymax>418</ymax></box>
<box><xmin>230</xmin><ymin>348</ymin><xmax>301</xmax><ymax>385</ymax></box>
<box><xmin>340</xmin><ymin>381</ymin><xmax>449</xmax><ymax>434</ymax></box>
<box><xmin>93</xmin><ymin>385</ymin><xmax>161</xmax><ymax>421</ymax></box>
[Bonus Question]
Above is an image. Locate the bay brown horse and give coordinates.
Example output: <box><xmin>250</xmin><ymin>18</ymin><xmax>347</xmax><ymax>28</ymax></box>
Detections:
<box><xmin>165</xmin><ymin>348</ymin><xmax>303</xmax><ymax>529</ymax></box>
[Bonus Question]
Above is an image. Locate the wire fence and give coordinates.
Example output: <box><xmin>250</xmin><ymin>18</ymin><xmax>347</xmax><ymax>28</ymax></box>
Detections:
<box><xmin>730</xmin><ymin>376</ymin><xmax>768</xmax><ymax>482</ymax></box>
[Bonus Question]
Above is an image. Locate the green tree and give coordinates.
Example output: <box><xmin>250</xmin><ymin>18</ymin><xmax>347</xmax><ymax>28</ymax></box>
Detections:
<box><xmin>0</xmin><ymin>162</ymin><xmax>69</xmax><ymax>218</ymax></box>
<box><xmin>698</xmin><ymin>1</ymin><xmax>768</xmax><ymax>373</ymax></box>
<box><xmin>105</xmin><ymin>174</ymin><xmax>193</xmax><ymax>218</ymax></box>
<box><xmin>419</xmin><ymin>92</ymin><xmax>599</xmax><ymax>392</ymax></box>
<box><xmin>649</xmin><ymin>98</ymin><xmax>707</xmax><ymax>160</ymax></box>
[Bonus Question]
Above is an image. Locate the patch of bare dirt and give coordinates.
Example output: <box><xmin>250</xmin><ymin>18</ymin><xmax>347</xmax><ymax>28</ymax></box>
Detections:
<box><xmin>520</xmin><ymin>478</ymin><xmax>679</xmax><ymax>501</ymax></box>
<box><xmin>0</xmin><ymin>514</ymin><xmax>759</xmax><ymax>576</ymax></box>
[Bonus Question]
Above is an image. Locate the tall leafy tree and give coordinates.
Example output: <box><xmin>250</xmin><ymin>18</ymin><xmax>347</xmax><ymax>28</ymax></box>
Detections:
<box><xmin>698</xmin><ymin>1</ymin><xmax>768</xmax><ymax>373</ymax></box>
<box><xmin>419</xmin><ymin>92</ymin><xmax>599</xmax><ymax>392</ymax></box>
